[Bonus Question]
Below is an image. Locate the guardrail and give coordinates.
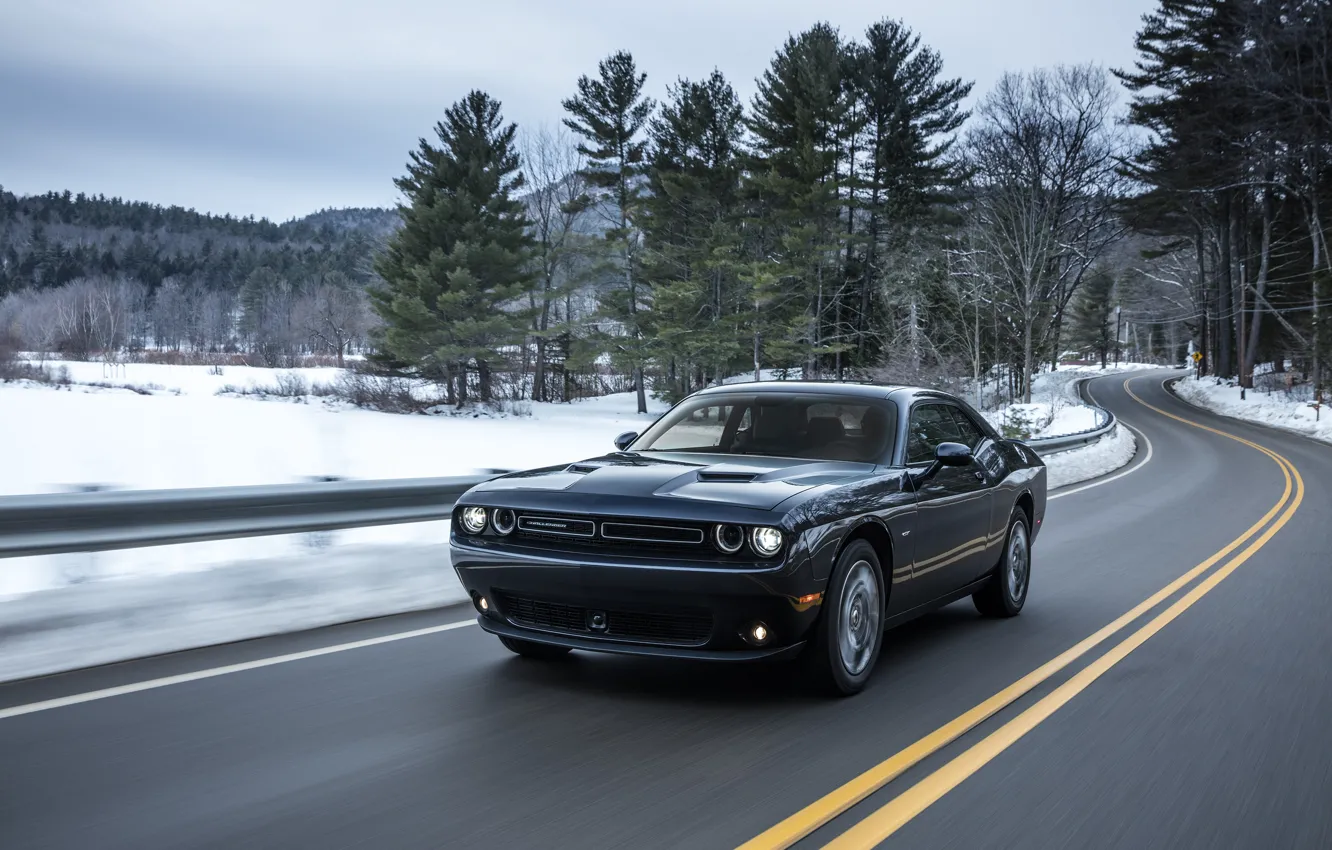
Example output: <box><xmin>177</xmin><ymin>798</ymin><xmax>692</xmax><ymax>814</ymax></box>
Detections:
<box><xmin>0</xmin><ymin>475</ymin><xmax>493</xmax><ymax>559</ymax></box>
<box><xmin>1021</xmin><ymin>375</ymin><xmax>1118</xmax><ymax>456</ymax></box>
<box><xmin>1</xmin><ymin>381</ymin><xmax>1120</xmax><ymax>559</ymax></box>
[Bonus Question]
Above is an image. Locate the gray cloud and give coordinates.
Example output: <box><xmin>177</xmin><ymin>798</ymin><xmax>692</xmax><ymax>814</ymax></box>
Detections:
<box><xmin>1</xmin><ymin>0</ymin><xmax>1154</xmax><ymax>221</ymax></box>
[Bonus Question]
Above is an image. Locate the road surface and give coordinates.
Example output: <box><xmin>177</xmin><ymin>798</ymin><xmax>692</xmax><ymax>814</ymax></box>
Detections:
<box><xmin>2</xmin><ymin>371</ymin><xmax>1330</xmax><ymax>849</ymax></box>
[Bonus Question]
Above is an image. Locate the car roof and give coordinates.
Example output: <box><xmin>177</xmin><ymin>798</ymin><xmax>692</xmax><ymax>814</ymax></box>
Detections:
<box><xmin>692</xmin><ymin>381</ymin><xmax>907</xmax><ymax>400</ymax></box>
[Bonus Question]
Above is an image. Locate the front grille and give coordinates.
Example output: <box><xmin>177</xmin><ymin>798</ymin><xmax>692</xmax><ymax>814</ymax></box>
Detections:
<box><xmin>495</xmin><ymin>592</ymin><xmax>714</xmax><ymax>646</ymax></box>
<box><xmin>601</xmin><ymin>522</ymin><xmax>705</xmax><ymax>544</ymax></box>
<box><xmin>510</xmin><ymin>512</ymin><xmax>710</xmax><ymax>554</ymax></box>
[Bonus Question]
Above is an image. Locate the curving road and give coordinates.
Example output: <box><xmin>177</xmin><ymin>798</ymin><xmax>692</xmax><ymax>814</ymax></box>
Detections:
<box><xmin>2</xmin><ymin>371</ymin><xmax>1331</xmax><ymax>850</ymax></box>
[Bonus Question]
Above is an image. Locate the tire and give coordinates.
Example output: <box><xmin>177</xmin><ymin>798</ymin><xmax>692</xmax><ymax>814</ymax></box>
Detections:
<box><xmin>499</xmin><ymin>635</ymin><xmax>573</xmax><ymax>660</ymax></box>
<box><xmin>805</xmin><ymin>539</ymin><xmax>886</xmax><ymax>696</ymax></box>
<box><xmin>973</xmin><ymin>507</ymin><xmax>1031</xmax><ymax>618</ymax></box>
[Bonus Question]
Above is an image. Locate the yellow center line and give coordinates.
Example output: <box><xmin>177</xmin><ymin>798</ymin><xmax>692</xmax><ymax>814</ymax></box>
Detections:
<box><xmin>736</xmin><ymin>375</ymin><xmax>1297</xmax><ymax>850</ymax></box>
<box><xmin>824</xmin><ymin>451</ymin><xmax>1303</xmax><ymax>848</ymax></box>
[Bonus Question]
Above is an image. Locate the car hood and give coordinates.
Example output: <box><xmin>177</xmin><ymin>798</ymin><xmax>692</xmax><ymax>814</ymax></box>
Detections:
<box><xmin>472</xmin><ymin>452</ymin><xmax>877</xmax><ymax>511</ymax></box>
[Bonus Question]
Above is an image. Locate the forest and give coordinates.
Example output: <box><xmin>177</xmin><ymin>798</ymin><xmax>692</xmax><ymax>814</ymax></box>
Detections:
<box><xmin>2</xmin><ymin>0</ymin><xmax>1329</xmax><ymax>412</ymax></box>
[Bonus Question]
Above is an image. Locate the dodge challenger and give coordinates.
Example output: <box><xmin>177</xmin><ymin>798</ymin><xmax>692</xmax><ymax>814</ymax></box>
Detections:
<box><xmin>449</xmin><ymin>381</ymin><xmax>1047</xmax><ymax>695</ymax></box>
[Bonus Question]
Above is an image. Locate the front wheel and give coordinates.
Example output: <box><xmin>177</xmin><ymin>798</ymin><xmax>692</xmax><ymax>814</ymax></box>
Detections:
<box><xmin>499</xmin><ymin>635</ymin><xmax>573</xmax><ymax>660</ymax></box>
<box><xmin>973</xmin><ymin>508</ymin><xmax>1031</xmax><ymax>618</ymax></box>
<box><xmin>805</xmin><ymin>539</ymin><xmax>886</xmax><ymax>696</ymax></box>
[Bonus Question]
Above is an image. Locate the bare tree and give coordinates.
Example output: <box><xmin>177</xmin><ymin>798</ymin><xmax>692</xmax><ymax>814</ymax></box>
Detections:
<box><xmin>520</xmin><ymin>124</ymin><xmax>590</xmax><ymax>401</ymax></box>
<box><xmin>300</xmin><ymin>272</ymin><xmax>371</xmax><ymax>367</ymax></box>
<box><xmin>963</xmin><ymin>65</ymin><xmax>1129</xmax><ymax>401</ymax></box>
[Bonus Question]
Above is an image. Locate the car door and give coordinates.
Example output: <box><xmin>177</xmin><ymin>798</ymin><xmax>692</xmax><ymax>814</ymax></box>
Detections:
<box><xmin>945</xmin><ymin>405</ymin><xmax>1010</xmax><ymax>584</ymax></box>
<box><xmin>904</xmin><ymin>402</ymin><xmax>995</xmax><ymax>602</ymax></box>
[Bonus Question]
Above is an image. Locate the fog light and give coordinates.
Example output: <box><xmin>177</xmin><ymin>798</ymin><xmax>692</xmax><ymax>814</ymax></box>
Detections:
<box><xmin>474</xmin><ymin>594</ymin><xmax>490</xmax><ymax>613</ymax></box>
<box><xmin>744</xmin><ymin>621</ymin><xmax>771</xmax><ymax>646</ymax></box>
<box><xmin>479</xmin><ymin>596</ymin><xmax>489</xmax><ymax>611</ymax></box>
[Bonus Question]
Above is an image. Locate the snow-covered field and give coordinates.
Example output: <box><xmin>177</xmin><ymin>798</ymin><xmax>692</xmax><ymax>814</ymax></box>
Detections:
<box><xmin>1173</xmin><ymin>375</ymin><xmax>1332</xmax><ymax>445</ymax></box>
<box><xmin>0</xmin><ymin>359</ymin><xmax>1151</xmax><ymax>682</ymax></box>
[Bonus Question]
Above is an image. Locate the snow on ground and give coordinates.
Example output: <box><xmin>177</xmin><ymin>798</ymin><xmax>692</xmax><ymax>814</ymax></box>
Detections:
<box><xmin>0</xmin><ymin>360</ymin><xmax>668</xmax><ymax>598</ymax></box>
<box><xmin>978</xmin><ymin>362</ymin><xmax>1162</xmax><ymax>439</ymax></box>
<box><xmin>0</xmin><ymin>359</ymin><xmax>1155</xmax><ymax>682</ymax></box>
<box><xmin>1173</xmin><ymin>376</ymin><xmax>1332</xmax><ymax>445</ymax></box>
<box><xmin>0</xmin><ymin>541</ymin><xmax>467</xmax><ymax>683</ymax></box>
<box><xmin>1042</xmin><ymin>423</ymin><xmax>1138</xmax><ymax>490</ymax></box>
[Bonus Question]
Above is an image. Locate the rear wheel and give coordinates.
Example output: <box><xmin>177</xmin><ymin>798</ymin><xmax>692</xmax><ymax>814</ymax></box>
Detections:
<box><xmin>805</xmin><ymin>539</ymin><xmax>886</xmax><ymax>696</ymax></box>
<box><xmin>499</xmin><ymin>635</ymin><xmax>573</xmax><ymax>660</ymax></box>
<box><xmin>973</xmin><ymin>508</ymin><xmax>1030</xmax><ymax>618</ymax></box>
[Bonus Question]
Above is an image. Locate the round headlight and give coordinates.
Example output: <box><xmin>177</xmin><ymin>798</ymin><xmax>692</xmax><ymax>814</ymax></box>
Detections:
<box><xmin>460</xmin><ymin>506</ymin><xmax>488</xmax><ymax>534</ymax></box>
<box><xmin>492</xmin><ymin>508</ymin><xmax>516</xmax><ymax>535</ymax></box>
<box><xmin>713</xmin><ymin>524</ymin><xmax>745</xmax><ymax>554</ymax></box>
<box><xmin>750</xmin><ymin>526</ymin><xmax>784</xmax><ymax>557</ymax></box>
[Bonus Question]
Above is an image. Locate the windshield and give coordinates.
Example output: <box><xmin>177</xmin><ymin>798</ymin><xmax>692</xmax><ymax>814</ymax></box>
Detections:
<box><xmin>630</xmin><ymin>392</ymin><xmax>897</xmax><ymax>463</ymax></box>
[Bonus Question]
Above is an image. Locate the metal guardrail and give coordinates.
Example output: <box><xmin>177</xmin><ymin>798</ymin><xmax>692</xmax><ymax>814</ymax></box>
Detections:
<box><xmin>0</xmin><ymin>382</ymin><xmax>1119</xmax><ymax>558</ymax></box>
<box><xmin>0</xmin><ymin>475</ymin><xmax>494</xmax><ymax>559</ymax></box>
<box><xmin>1021</xmin><ymin>376</ymin><xmax>1119</xmax><ymax>456</ymax></box>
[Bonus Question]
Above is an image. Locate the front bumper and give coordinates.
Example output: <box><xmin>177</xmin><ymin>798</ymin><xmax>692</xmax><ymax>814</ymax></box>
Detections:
<box><xmin>451</xmin><ymin>539</ymin><xmax>825</xmax><ymax>660</ymax></box>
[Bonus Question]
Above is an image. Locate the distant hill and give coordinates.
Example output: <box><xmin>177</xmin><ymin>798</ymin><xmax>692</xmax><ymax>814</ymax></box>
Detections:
<box><xmin>0</xmin><ymin>187</ymin><xmax>400</xmax><ymax>295</ymax></box>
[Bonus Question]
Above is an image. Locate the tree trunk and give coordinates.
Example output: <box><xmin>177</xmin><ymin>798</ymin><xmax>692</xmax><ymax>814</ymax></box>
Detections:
<box><xmin>1022</xmin><ymin>321</ymin><xmax>1035</xmax><ymax>404</ymax></box>
<box><xmin>1244</xmin><ymin>185</ymin><xmax>1274</xmax><ymax>389</ymax></box>
<box><xmin>1217</xmin><ymin>198</ymin><xmax>1234</xmax><ymax>378</ymax></box>
<box><xmin>477</xmin><ymin>358</ymin><xmax>492</xmax><ymax>403</ymax></box>
<box><xmin>634</xmin><ymin>365</ymin><xmax>646</xmax><ymax>414</ymax></box>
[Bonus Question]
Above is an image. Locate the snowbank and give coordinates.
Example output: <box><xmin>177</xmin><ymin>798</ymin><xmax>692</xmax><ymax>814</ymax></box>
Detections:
<box><xmin>1043</xmin><ymin>423</ymin><xmax>1137</xmax><ymax>490</ymax></box>
<box><xmin>1172</xmin><ymin>376</ymin><xmax>1332</xmax><ymax>445</ymax></box>
<box><xmin>0</xmin><ymin>541</ymin><xmax>468</xmax><ymax>684</ymax></box>
<box><xmin>979</xmin><ymin>362</ymin><xmax>1159</xmax><ymax>440</ymax></box>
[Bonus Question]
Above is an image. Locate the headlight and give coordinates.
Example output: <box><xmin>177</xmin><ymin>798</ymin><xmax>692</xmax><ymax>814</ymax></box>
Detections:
<box><xmin>713</xmin><ymin>524</ymin><xmax>745</xmax><ymax>554</ymax></box>
<box><xmin>492</xmin><ymin>508</ymin><xmax>516</xmax><ymax>535</ymax></box>
<box><xmin>750</xmin><ymin>526</ymin><xmax>784</xmax><ymax>557</ymax></box>
<box><xmin>460</xmin><ymin>506</ymin><xmax>488</xmax><ymax>534</ymax></box>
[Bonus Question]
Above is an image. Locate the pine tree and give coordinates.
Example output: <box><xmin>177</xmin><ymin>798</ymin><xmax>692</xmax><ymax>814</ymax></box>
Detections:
<box><xmin>852</xmin><ymin>19</ymin><xmax>972</xmax><ymax>368</ymax></box>
<box><xmin>1069</xmin><ymin>268</ymin><xmax>1116</xmax><ymax>367</ymax></box>
<box><xmin>371</xmin><ymin>90</ymin><xmax>534</xmax><ymax>405</ymax></box>
<box><xmin>642</xmin><ymin>69</ymin><xmax>747</xmax><ymax>399</ymax></box>
<box><xmin>745</xmin><ymin>23</ymin><xmax>853</xmax><ymax>378</ymax></box>
<box><xmin>562</xmin><ymin>50</ymin><xmax>656</xmax><ymax>413</ymax></box>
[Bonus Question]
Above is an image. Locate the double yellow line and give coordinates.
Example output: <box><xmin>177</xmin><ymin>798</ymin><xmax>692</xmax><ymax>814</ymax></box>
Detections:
<box><xmin>738</xmin><ymin>376</ymin><xmax>1305</xmax><ymax>850</ymax></box>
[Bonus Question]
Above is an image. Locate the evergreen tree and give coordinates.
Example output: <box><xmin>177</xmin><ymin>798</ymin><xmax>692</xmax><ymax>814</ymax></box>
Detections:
<box><xmin>1069</xmin><ymin>268</ymin><xmax>1116</xmax><ymax>367</ymax></box>
<box><xmin>642</xmin><ymin>69</ymin><xmax>746</xmax><ymax>399</ymax></box>
<box><xmin>371</xmin><ymin>90</ymin><xmax>534</xmax><ymax>404</ymax></box>
<box><xmin>852</xmin><ymin>18</ymin><xmax>972</xmax><ymax>367</ymax></box>
<box><xmin>562</xmin><ymin>50</ymin><xmax>656</xmax><ymax>413</ymax></box>
<box><xmin>744</xmin><ymin>23</ymin><xmax>853</xmax><ymax>378</ymax></box>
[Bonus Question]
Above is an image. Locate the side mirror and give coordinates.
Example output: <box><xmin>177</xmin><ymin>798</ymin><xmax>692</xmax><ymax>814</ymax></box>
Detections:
<box><xmin>935</xmin><ymin>442</ymin><xmax>974</xmax><ymax>467</ymax></box>
<box><xmin>613</xmin><ymin>431</ymin><xmax>639</xmax><ymax>452</ymax></box>
<box><xmin>919</xmin><ymin>441</ymin><xmax>973</xmax><ymax>481</ymax></box>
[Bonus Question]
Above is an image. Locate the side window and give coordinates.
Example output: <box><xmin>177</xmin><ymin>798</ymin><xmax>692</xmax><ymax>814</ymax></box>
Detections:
<box><xmin>947</xmin><ymin>407</ymin><xmax>986</xmax><ymax>451</ymax></box>
<box><xmin>906</xmin><ymin>404</ymin><xmax>963</xmax><ymax>464</ymax></box>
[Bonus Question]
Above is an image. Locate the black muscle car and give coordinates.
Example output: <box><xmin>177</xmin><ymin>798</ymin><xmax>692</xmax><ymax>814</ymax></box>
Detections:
<box><xmin>449</xmin><ymin>382</ymin><xmax>1047</xmax><ymax>695</ymax></box>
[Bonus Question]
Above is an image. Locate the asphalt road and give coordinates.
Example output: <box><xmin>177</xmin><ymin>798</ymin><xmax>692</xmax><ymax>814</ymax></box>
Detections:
<box><xmin>2</xmin><ymin>370</ymin><xmax>1330</xmax><ymax>850</ymax></box>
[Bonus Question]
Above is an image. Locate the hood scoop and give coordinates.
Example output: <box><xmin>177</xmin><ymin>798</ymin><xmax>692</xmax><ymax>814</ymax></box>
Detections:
<box><xmin>566</xmin><ymin>463</ymin><xmax>603</xmax><ymax>474</ymax></box>
<box><xmin>696</xmin><ymin>470</ymin><xmax>761</xmax><ymax>483</ymax></box>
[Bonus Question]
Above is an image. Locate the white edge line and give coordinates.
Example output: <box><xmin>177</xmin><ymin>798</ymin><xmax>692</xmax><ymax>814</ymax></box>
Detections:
<box><xmin>1048</xmin><ymin>376</ymin><xmax>1155</xmax><ymax>501</ymax></box>
<box><xmin>0</xmin><ymin>618</ymin><xmax>477</xmax><ymax>722</ymax></box>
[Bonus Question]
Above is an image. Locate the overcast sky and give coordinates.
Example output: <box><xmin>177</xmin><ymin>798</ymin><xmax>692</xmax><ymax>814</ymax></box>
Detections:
<box><xmin>1</xmin><ymin>0</ymin><xmax>1156</xmax><ymax>222</ymax></box>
